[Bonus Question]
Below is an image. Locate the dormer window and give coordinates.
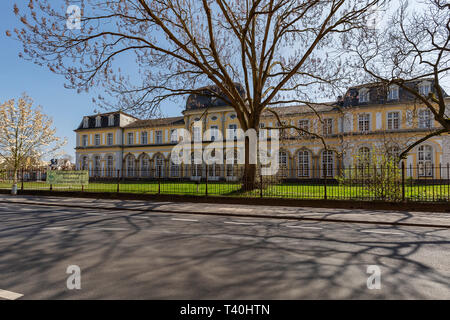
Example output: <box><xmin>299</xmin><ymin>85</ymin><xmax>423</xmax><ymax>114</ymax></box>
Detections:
<box><xmin>359</xmin><ymin>88</ymin><xmax>370</xmax><ymax>103</ymax></box>
<box><xmin>108</xmin><ymin>115</ymin><xmax>114</xmax><ymax>126</ymax></box>
<box><xmin>83</xmin><ymin>117</ymin><xmax>89</xmax><ymax>128</ymax></box>
<box><xmin>419</xmin><ymin>82</ymin><xmax>431</xmax><ymax>96</ymax></box>
<box><xmin>387</xmin><ymin>85</ymin><xmax>399</xmax><ymax>100</ymax></box>
<box><xmin>95</xmin><ymin>116</ymin><xmax>101</xmax><ymax>127</ymax></box>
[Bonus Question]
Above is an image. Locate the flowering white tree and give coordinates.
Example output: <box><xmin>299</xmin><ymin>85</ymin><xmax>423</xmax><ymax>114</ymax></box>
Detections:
<box><xmin>0</xmin><ymin>95</ymin><xmax>67</xmax><ymax>194</ymax></box>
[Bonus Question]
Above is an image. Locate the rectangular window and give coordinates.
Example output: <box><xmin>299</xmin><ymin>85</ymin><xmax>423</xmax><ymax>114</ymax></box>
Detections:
<box><xmin>298</xmin><ymin>120</ymin><xmax>309</xmax><ymax>135</ymax></box>
<box><xmin>387</xmin><ymin>112</ymin><xmax>400</xmax><ymax>130</ymax></box>
<box><xmin>210</xmin><ymin>125</ymin><xmax>219</xmax><ymax>141</ymax></box>
<box><xmin>127</xmin><ymin>132</ymin><xmax>134</xmax><ymax>145</ymax></box>
<box><xmin>259</xmin><ymin>123</ymin><xmax>266</xmax><ymax>139</ymax></box>
<box><xmin>141</xmin><ymin>131</ymin><xmax>148</xmax><ymax>144</ymax></box>
<box><xmin>419</xmin><ymin>84</ymin><xmax>430</xmax><ymax>96</ymax></box>
<box><xmin>193</xmin><ymin>127</ymin><xmax>201</xmax><ymax>141</ymax></box>
<box><xmin>95</xmin><ymin>117</ymin><xmax>101</xmax><ymax>127</ymax></box>
<box><xmin>82</xmin><ymin>135</ymin><xmax>88</xmax><ymax>147</ymax></box>
<box><xmin>107</xmin><ymin>133</ymin><xmax>113</xmax><ymax>146</ymax></box>
<box><xmin>170</xmin><ymin>129</ymin><xmax>177</xmax><ymax>143</ymax></box>
<box><xmin>388</xmin><ymin>86</ymin><xmax>399</xmax><ymax>100</ymax></box>
<box><xmin>358</xmin><ymin>114</ymin><xmax>370</xmax><ymax>132</ymax></box>
<box><xmin>419</xmin><ymin>109</ymin><xmax>432</xmax><ymax>129</ymax></box>
<box><xmin>359</xmin><ymin>90</ymin><xmax>369</xmax><ymax>103</ymax></box>
<box><xmin>94</xmin><ymin>134</ymin><xmax>100</xmax><ymax>146</ymax></box>
<box><xmin>155</xmin><ymin>130</ymin><xmax>163</xmax><ymax>144</ymax></box>
<box><xmin>228</xmin><ymin>124</ymin><xmax>238</xmax><ymax>140</ymax></box>
<box><xmin>323</xmin><ymin>118</ymin><xmax>333</xmax><ymax>135</ymax></box>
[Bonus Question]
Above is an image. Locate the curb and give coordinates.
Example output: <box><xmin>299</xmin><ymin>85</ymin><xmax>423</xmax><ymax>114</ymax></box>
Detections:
<box><xmin>1</xmin><ymin>199</ymin><xmax>450</xmax><ymax>229</ymax></box>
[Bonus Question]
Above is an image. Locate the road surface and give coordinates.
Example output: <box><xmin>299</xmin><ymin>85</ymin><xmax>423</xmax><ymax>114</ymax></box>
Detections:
<box><xmin>0</xmin><ymin>202</ymin><xmax>449</xmax><ymax>299</ymax></box>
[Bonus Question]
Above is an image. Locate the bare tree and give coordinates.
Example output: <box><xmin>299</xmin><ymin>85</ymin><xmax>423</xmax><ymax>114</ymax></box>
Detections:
<box><xmin>345</xmin><ymin>0</ymin><xmax>450</xmax><ymax>160</ymax></box>
<box><xmin>10</xmin><ymin>0</ymin><xmax>382</xmax><ymax>188</ymax></box>
<box><xmin>0</xmin><ymin>95</ymin><xmax>67</xmax><ymax>194</ymax></box>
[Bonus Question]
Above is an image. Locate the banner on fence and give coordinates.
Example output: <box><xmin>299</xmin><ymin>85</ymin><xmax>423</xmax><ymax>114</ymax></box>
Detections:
<box><xmin>46</xmin><ymin>170</ymin><xmax>89</xmax><ymax>185</ymax></box>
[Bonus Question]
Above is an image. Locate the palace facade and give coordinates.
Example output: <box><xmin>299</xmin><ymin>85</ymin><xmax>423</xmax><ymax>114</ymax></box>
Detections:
<box><xmin>75</xmin><ymin>80</ymin><xmax>450</xmax><ymax>180</ymax></box>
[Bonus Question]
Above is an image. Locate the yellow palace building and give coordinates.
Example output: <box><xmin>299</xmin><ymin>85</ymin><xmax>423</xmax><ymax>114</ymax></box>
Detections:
<box><xmin>75</xmin><ymin>80</ymin><xmax>450</xmax><ymax>180</ymax></box>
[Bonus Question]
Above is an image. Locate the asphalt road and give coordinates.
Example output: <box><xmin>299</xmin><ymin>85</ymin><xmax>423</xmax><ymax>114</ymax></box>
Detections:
<box><xmin>0</xmin><ymin>202</ymin><xmax>449</xmax><ymax>299</ymax></box>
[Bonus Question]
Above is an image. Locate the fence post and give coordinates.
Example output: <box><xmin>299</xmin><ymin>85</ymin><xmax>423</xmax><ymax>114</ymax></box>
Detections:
<box><xmin>401</xmin><ymin>161</ymin><xmax>405</xmax><ymax>202</ymax></box>
<box><xmin>117</xmin><ymin>169</ymin><xmax>120</xmax><ymax>193</ymax></box>
<box><xmin>21</xmin><ymin>168</ymin><xmax>24</xmax><ymax>191</ymax></box>
<box><xmin>158</xmin><ymin>168</ymin><xmax>161</xmax><ymax>194</ymax></box>
<box><xmin>259</xmin><ymin>165</ymin><xmax>263</xmax><ymax>198</ymax></box>
<box><xmin>323</xmin><ymin>167</ymin><xmax>327</xmax><ymax>200</ymax></box>
<box><xmin>205</xmin><ymin>165</ymin><xmax>208</xmax><ymax>196</ymax></box>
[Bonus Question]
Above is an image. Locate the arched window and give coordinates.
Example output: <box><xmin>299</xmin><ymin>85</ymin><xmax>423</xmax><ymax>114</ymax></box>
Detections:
<box><xmin>387</xmin><ymin>146</ymin><xmax>400</xmax><ymax>161</ymax></box>
<box><xmin>93</xmin><ymin>155</ymin><xmax>101</xmax><ymax>177</ymax></box>
<box><xmin>154</xmin><ymin>154</ymin><xmax>164</xmax><ymax>178</ymax></box>
<box><xmin>106</xmin><ymin>155</ymin><xmax>114</xmax><ymax>177</ymax></box>
<box><xmin>207</xmin><ymin>149</ymin><xmax>221</xmax><ymax>178</ymax></box>
<box><xmin>81</xmin><ymin>156</ymin><xmax>89</xmax><ymax>170</ymax></box>
<box><xmin>141</xmin><ymin>155</ymin><xmax>150</xmax><ymax>177</ymax></box>
<box><xmin>418</xmin><ymin>145</ymin><xmax>433</xmax><ymax>177</ymax></box>
<box><xmin>278</xmin><ymin>151</ymin><xmax>288</xmax><ymax>177</ymax></box>
<box><xmin>297</xmin><ymin>150</ymin><xmax>310</xmax><ymax>177</ymax></box>
<box><xmin>322</xmin><ymin>150</ymin><xmax>334</xmax><ymax>177</ymax></box>
<box><xmin>126</xmin><ymin>155</ymin><xmax>135</xmax><ymax>177</ymax></box>
<box><xmin>226</xmin><ymin>150</ymin><xmax>238</xmax><ymax>177</ymax></box>
<box><xmin>170</xmin><ymin>159</ymin><xmax>180</xmax><ymax>178</ymax></box>
<box><xmin>357</xmin><ymin>147</ymin><xmax>370</xmax><ymax>176</ymax></box>
<box><xmin>190</xmin><ymin>152</ymin><xmax>203</xmax><ymax>177</ymax></box>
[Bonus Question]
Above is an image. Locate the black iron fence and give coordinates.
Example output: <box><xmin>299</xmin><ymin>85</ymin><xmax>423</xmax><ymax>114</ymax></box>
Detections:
<box><xmin>1</xmin><ymin>163</ymin><xmax>450</xmax><ymax>202</ymax></box>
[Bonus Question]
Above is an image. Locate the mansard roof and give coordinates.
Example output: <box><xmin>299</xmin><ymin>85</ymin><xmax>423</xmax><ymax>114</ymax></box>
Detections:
<box><xmin>124</xmin><ymin>116</ymin><xmax>185</xmax><ymax>129</ymax></box>
<box><xmin>185</xmin><ymin>83</ymin><xmax>246</xmax><ymax>111</ymax></box>
<box><xmin>340</xmin><ymin>79</ymin><xmax>448</xmax><ymax>108</ymax></box>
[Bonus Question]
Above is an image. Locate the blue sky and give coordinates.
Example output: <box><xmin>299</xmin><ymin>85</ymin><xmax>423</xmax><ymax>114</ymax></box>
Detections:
<box><xmin>0</xmin><ymin>1</ymin><xmax>182</xmax><ymax>161</ymax></box>
<box><xmin>0</xmin><ymin>1</ymin><xmax>448</xmax><ymax>161</ymax></box>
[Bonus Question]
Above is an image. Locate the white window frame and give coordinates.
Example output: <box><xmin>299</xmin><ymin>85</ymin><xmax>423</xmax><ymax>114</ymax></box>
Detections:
<box><xmin>141</xmin><ymin>131</ymin><xmax>148</xmax><ymax>145</ymax></box>
<box><xmin>228</xmin><ymin>124</ymin><xmax>238</xmax><ymax>140</ymax></box>
<box><xmin>82</xmin><ymin>134</ymin><xmax>88</xmax><ymax>147</ymax></box>
<box><xmin>127</xmin><ymin>132</ymin><xmax>134</xmax><ymax>145</ymax></box>
<box><xmin>419</xmin><ymin>83</ymin><xmax>431</xmax><ymax>96</ymax></box>
<box><xmin>358</xmin><ymin>114</ymin><xmax>370</xmax><ymax>132</ymax></box>
<box><xmin>210</xmin><ymin>125</ymin><xmax>219</xmax><ymax>141</ymax></box>
<box><xmin>297</xmin><ymin>150</ymin><xmax>310</xmax><ymax>177</ymax></box>
<box><xmin>418</xmin><ymin>109</ymin><xmax>432</xmax><ymax>129</ymax></box>
<box><xmin>323</xmin><ymin>118</ymin><xmax>333</xmax><ymax>135</ymax></box>
<box><xmin>95</xmin><ymin>116</ymin><xmax>101</xmax><ymax>128</ymax></box>
<box><xmin>83</xmin><ymin>117</ymin><xmax>89</xmax><ymax>128</ymax></box>
<box><xmin>359</xmin><ymin>88</ymin><xmax>370</xmax><ymax>103</ymax></box>
<box><xmin>388</xmin><ymin>85</ymin><xmax>399</xmax><ymax>100</ymax></box>
<box><xmin>106</xmin><ymin>133</ymin><xmax>113</xmax><ymax>146</ymax></box>
<box><xmin>387</xmin><ymin>111</ymin><xmax>400</xmax><ymax>130</ymax></box>
<box><xmin>298</xmin><ymin>119</ymin><xmax>309</xmax><ymax>135</ymax></box>
<box><xmin>322</xmin><ymin>150</ymin><xmax>334</xmax><ymax>177</ymax></box>
<box><xmin>155</xmin><ymin>130</ymin><xmax>163</xmax><ymax>144</ymax></box>
<box><xmin>418</xmin><ymin>145</ymin><xmax>433</xmax><ymax>177</ymax></box>
<box><xmin>94</xmin><ymin>134</ymin><xmax>101</xmax><ymax>146</ymax></box>
<box><xmin>108</xmin><ymin>115</ymin><xmax>114</xmax><ymax>126</ymax></box>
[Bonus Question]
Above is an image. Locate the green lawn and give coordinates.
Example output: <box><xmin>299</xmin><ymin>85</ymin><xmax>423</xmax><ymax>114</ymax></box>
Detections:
<box><xmin>1</xmin><ymin>180</ymin><xmax>449</xmax><ymax>201</ymax></box>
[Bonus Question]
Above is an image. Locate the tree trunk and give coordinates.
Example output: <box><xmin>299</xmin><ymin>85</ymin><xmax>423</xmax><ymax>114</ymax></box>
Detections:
<box><xmin>241</xmin><ymin>125</ymin><xmax>258</xmax><ymax>191</ymax></box>
<box><xmin>11</xmin><ymin>168</ymin><xmax>18</xmax><ymax>195</ymax></box>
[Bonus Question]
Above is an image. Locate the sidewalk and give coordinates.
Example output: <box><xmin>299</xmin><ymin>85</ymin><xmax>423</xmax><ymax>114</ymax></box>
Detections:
<box><xmin>1</xmin><ymin>194</ymin><xmax>450</xmax><ymax>228</ymax></box>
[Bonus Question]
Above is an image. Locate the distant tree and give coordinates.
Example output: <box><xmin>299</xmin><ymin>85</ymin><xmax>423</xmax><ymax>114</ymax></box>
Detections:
<box><xmin>345</xmin><ymin>0</ymin><xmax>450</xmax><ymax>159</ymax></box>
<box><xmin>0</xmin><ymin>95</ymin><xmax>66</xmax><ymax>194</ymax></box>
